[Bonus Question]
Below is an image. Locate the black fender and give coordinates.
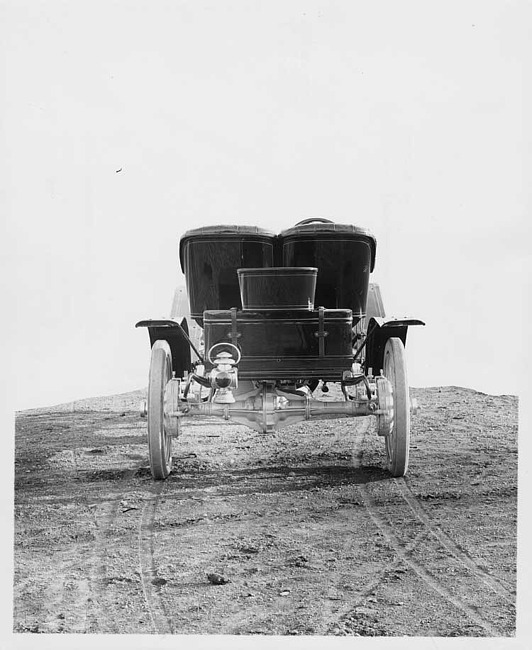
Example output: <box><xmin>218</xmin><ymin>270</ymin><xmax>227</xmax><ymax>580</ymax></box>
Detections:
<box><xmin>136</xmin><ymin>317</ymin><xmax>197</xmax><ymax>377</ymax></box>
<box><xmin>364</xmin><ymin>316</ymin><xmax>425</xmax><ymax>375</ymax></box>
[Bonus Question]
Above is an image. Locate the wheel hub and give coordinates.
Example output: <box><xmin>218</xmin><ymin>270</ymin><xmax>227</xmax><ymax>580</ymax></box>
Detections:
<box><xmin>163</xmin><ymin>378</ymin><xmax>182</xmax><ymax>437</ymax></box>
<box><xmin>376</xmin><ymin>376</ymin><xmax>394</xmax><ymax>437</ymax></box>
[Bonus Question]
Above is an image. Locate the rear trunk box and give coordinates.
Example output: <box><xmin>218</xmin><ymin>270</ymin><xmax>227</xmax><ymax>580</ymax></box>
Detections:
<box><xmin>203</xmin><ymin>308</ymin><xmax>354</xmax><ymax>381</ymax></box>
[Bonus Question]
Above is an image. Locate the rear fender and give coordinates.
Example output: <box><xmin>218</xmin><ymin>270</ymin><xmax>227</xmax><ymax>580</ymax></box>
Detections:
<box><xmin>136</xmin><ymin>318</ymin><xmax>192</xmax><ymax>377</ymax></box>
<box><xmin>364</xmin><ymin>316</ymin><xmax>425</xmax><ymax>375</ymax></box>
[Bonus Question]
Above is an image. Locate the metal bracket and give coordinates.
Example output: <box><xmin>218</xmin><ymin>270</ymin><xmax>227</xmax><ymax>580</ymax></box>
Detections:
<box><xmin>229</xmin><ymin>307</ymin><xmax>240</xmax><ymax>341</ymax></box>
<box><xmin>314</xmin><ymin>306</ymin><xmax>328</xmax><ymax>356</ymax></box>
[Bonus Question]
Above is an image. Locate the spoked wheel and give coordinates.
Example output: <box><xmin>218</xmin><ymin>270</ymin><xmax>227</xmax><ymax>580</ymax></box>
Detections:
<box><xmin>148</xmin><ymin>340</ymin><xmax>173</xmax><ymax>479</ymax></box>
<box><xmin>383</xmin><ymin>337</ymin><xmax>411</xmax><ymax>477</ymax></box>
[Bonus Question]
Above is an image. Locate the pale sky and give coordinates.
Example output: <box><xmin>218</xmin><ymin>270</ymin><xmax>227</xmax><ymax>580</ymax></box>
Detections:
<box><xmin>2</xmin><ymin>0</ymin><xmax>530</xmax><ymax>410</ymax></box>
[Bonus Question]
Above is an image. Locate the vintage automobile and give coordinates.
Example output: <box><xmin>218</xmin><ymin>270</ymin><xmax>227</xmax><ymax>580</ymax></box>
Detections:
<box><xmin>136</xmin><ymin>218</ymin><xmax>424</xmax><ymax>480</ymax></box>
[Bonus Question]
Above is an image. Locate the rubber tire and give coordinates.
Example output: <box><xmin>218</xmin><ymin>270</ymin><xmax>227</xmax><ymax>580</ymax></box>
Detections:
<box><xmin>148</xmin><ymin>340</ymin><xmax>173</xmax><ymax>480</ymax></box>
<box><xmin>383</xmin><ymin>337</ymin><xmax>410</xmax><ymax>477</ymax></box>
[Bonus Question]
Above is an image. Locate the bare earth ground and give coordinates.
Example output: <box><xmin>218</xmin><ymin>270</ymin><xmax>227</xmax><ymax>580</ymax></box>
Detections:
<box><xmin>13</xmin><ymin>385</ymin><xmax>517</xmax><ymax>636</ymax></box>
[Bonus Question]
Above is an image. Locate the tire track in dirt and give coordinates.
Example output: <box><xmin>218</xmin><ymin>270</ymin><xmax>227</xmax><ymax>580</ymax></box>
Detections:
<box><xmin>37</xmin><ymin>449</ymin><xmax>92</xmax><ymax>633</ymax></box>
<box><xmin>82</xmin><ymin>446</ymin><xmax>176</xmax><ymax>634</ymax></box>
<box><xmin>81</xmin><ymin>457</ymin><xmax>173</xmax><ymax>634</ymax></box>
<box><xmin>395</xmin><ymin>477</ymin><xmax>515</xmax><ymax>601</ymax></box>
<box><xmin>322</xmin><ymin>417</ymin><xmax>510</xmax><ymax>637</ymax></box>
<box><xmin>17</xmin><ymin>448</ymin><xmax>98</xmax><ymax>633</ymax></box>
<box><xmin>138</xmin><ymin>480</ymin><xmax>175</xmax><ymax>634</ymax></box>
<box><xmin>20</xmin><ymin>565</ymin><xmax>90</xmax><ymax>633</ymax></box>
<box><xmin>52</xmin><ymin>448</ymin><xmax>140</xmax><ymax>633</ymax></box>
<box><xmin>319</xmin><ymin>418</ymin><xmax>430</xmax><ymax>634</ymax></box>
<box><xmin>317</xmin><ymin>417</ymin><xmax>378</xmax><ymax>632</ymax></box>
<box><xmin>322</xmin><ymin>528</ymin><xmax>430</xmax><ymax>635</ymax></box>
<box><xmin>357</xmin><ymin>483</ymin><xmax>501</xmax><ymax>636</ymax></box>
<box><xmin>88</xmin><ymin>497</ymin><xmax>124</xmax><ymax>633</ymax></box>
<box><xmin>73</xmin><ymin>452</ymin><xmax>140</xmax><ymax>633</ymax></box>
